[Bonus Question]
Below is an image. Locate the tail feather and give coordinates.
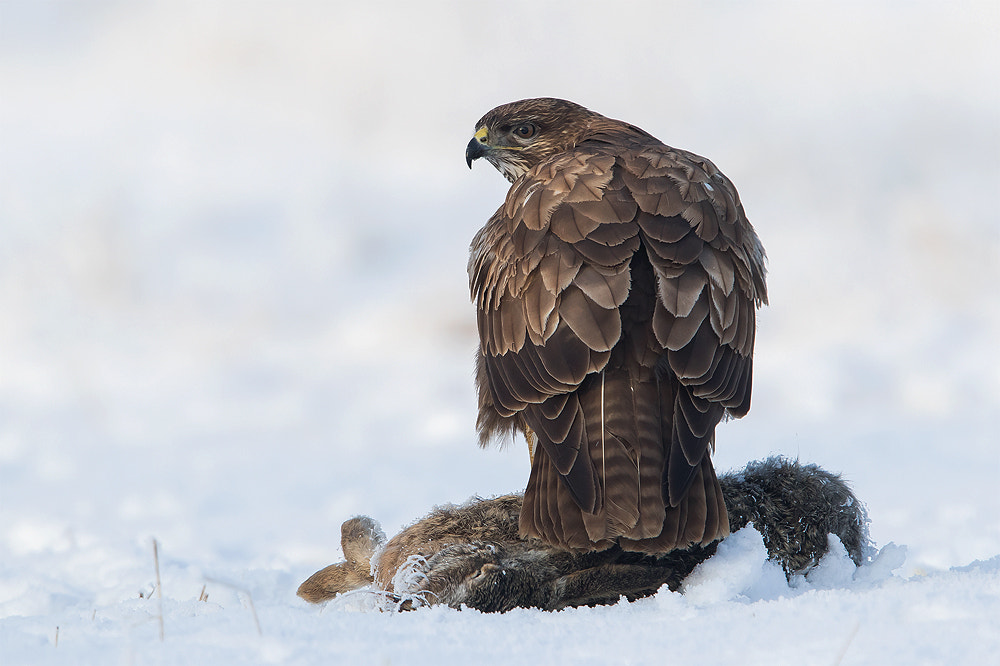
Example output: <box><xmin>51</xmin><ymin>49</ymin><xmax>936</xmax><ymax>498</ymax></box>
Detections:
<box><xmin>681</xmin><ymin>462</ymin><xmax>709</xmax><ymax>544</ymax></box>
<box><xmin>520</xmin><ymin>449</ymin><xmax>610</xmax><ymax>550</ymax></box>
<box><xmin>619</xmin><ymin>455</ymin><xmax>728</xmax><ymax>552</ymax></box>
<box><xmin>545</xmin><ymin>456</ymin><xmax>567</xmax><ymax>545</ymax></box>
<box><xmin>518</xmin><ymin>279</ymin><xmax>729</xmax><ymax>553</ymax></box>
<box><xmin>581</xmin><ymin>366</ymin><xmax>657</xmax><ymax>542</ymax></box>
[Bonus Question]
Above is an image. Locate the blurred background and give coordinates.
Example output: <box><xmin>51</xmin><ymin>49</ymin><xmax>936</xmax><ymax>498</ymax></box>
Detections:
<box><xmin>0</xmin><ymin>0</ymin><xmax>997</xmax><ymax>585</ymax></box>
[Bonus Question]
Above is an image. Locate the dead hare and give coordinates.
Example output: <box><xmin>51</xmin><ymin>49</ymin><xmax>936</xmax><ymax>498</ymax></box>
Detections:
<box><xmin>298</xmin><ymin>457</ymin><xmax>869</xmax><ymax>612</ymax></box>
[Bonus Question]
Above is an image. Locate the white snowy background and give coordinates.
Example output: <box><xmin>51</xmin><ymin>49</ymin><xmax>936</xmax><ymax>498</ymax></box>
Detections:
<box><xmin>1</xmin><ymin>1</ymin><xmax>998</xmax><ymax>664</ymax></box>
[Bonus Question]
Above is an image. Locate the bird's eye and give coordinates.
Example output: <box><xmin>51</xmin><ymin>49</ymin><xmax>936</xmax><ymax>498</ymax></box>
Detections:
<box><xmin>513</xmin><ymin>124</ymin><xmax>537</xmax><ymax>140</ymax></box>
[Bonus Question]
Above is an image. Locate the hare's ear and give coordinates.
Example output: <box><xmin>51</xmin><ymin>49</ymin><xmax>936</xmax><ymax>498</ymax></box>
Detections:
<box><xmin>297</xmin><ymin>516</ymin><xmax>389</xmax><ymax>604</ymax></box>
<box><xmin>297</xmin><ymin>563</ymin><xmax>358</xmax><ymax>603</ymax></box>
<box><xmin>341</xmin><ymin>516</ymin><xmax>387</xmax><ymax>570</ymax></box>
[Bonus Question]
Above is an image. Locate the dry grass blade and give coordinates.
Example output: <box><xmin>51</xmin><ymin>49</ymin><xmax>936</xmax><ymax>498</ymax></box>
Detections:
<box><xmin>832</xmin><ymin>620</ymin><xmax>861</xmax><ymax>665</ymax></box>
<box><xmin>152</xmin><ymin>539</ymin><xmax>164</xmax><ymax>642</ymax></box>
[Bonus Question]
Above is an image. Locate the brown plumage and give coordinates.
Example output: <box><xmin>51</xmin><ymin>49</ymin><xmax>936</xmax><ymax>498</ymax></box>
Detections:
<box><xmin>466</xmin><ymin>98</ymin><xmax>767</xmax><ymax>554</ymax></box>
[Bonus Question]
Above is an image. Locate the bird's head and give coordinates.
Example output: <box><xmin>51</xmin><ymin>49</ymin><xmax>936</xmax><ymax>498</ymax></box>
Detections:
<box><xmin>465</xmin><ymin>98</ymin><xmax>601</xmax><ymax>183</ymax></box>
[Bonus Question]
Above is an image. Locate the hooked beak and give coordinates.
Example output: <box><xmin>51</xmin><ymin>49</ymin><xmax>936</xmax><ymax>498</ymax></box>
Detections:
<box><xmin>465</xmin><ymin>127</ymin><xmax>489</xmax><ymax>168</ymax></box>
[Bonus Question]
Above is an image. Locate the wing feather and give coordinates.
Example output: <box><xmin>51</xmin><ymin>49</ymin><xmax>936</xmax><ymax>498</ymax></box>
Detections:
<box><xmin>574</xmin><ymin>264</ymin><xmax>631</xmax><ymax>309</ymax></box>
<box><xmin>522</xmin><ymin>277</ymin><xmax>558</xmax><ymax>343</ymax></box>
<box><xmin>533</xmin><ymin>326</ymin><xmax>593</xmax><ymax>386</ymax></box>
<box><xmin>538</xmin><ymin>243</ymin><xmax>583</xmax><ymax>293</ymax></box>
<box><xmin>558</xmin><ymin>285</ymin><xmax>622</xmax><ymax>353</ymax></box>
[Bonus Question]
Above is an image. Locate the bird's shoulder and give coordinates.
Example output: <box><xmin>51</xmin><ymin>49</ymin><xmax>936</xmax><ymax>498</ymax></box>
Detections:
<box><xmin>501</xmin><ymin>129</ymin><xmax>742</xmax><ymax>228</ymax></box>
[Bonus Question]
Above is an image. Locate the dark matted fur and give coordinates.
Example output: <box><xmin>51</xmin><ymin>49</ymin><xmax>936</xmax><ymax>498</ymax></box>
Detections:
<box><xmin>298</xmin><ymin>457</ymin><xmax>869</xmax><ymax>612</ymax></box>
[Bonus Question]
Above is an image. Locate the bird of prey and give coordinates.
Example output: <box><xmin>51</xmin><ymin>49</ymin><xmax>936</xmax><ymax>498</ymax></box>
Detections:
<box><xmin>466</xmin><ymin>98</ymin><xmax>767</xmax><ymax>554</ymax></box>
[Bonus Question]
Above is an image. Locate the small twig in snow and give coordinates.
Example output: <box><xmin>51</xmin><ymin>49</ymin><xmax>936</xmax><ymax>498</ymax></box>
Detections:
<box><xmin>832</xmin><ymin>620</ymin><xmax>861</xmax><ymax>665</ymax></box>
<box><xmin>152</xmin><ymin>538</ymin><xmax>164</xmax><ymax>641</ymax></box>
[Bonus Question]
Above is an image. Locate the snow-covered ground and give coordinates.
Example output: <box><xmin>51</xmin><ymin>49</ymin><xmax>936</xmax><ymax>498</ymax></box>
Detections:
<box><xmin>1</xmin><ymin>2</ymin><xmax>998</xmax><ymax>664</ymax></box>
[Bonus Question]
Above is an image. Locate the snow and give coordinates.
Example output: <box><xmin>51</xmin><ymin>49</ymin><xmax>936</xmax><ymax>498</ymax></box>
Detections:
<box><xmin>1</xmin><ymin>1</ymin><xmax>998</xmax><ymax>664</ymax></box>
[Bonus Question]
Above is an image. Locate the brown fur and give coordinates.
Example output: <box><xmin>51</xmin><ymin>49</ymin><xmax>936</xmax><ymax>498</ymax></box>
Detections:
<box><xmin>298</xmin><ymin>457</ymin><xmax>870</xmax><ymax>612</ymax></box>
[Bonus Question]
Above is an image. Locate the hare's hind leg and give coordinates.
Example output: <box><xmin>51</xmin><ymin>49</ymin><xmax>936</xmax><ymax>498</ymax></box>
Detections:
<box><xmin>396</xmin><ymin>543</ymin><xmax>687</xmax><ymax>613</ymax></box>
<box><xmin>388</xmin><ymin>541</ymin><xmax>564</xmax><ymax>613</ymax></box>
<box><xmin>542</xmin><ymin>562</ymin><xmax>682</xmax><ymax>610</ymax></box>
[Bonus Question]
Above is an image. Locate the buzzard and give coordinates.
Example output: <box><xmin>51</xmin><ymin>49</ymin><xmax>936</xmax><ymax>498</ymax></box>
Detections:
<box><xmin>466</xmin><ymin>98</ymin><xmax>767</xmax><ymax>554</ymax></box>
